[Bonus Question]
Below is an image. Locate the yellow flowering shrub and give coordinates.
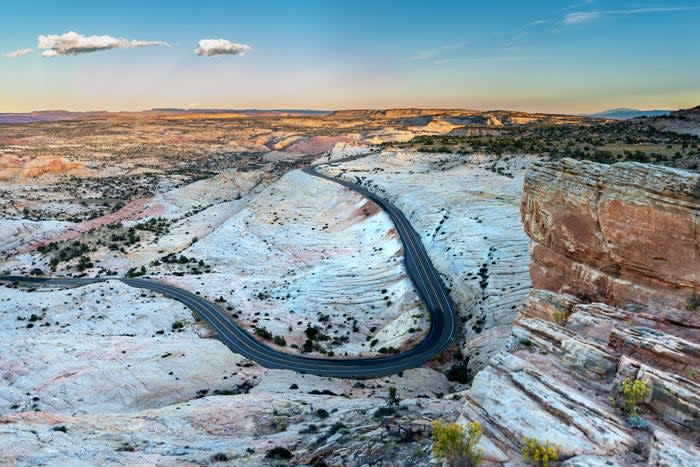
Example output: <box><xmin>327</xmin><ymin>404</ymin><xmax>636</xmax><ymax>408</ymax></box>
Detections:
<box><xmin>432</xmin><ymin>420</ymin><xmax>483</xmax><ymax>466</ymax></box>
<box><xmin>620</xmin><ymin>378</ymin><xmax>652</xmax><ymax>416</ymax></box>
<box><xmin>521</xmin><ymin>436</ymin><xmax>558</xmax><ymax>467</ymax></box>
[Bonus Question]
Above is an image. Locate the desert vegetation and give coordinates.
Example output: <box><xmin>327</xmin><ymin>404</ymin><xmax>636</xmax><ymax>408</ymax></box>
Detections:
<box><xmin>392</xmin><ymin>121</ymin><xmax>700</xmax><ymax>170</ymax></box>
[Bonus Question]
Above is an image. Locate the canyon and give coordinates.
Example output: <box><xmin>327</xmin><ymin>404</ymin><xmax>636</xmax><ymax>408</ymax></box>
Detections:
<box><xmin>0</xmin><ymin>109</ymin><xmax>698</xmax><ymax>465</ymax></box>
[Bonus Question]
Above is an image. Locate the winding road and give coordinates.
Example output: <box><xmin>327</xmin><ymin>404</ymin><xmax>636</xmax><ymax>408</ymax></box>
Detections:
<box><xmin>0</xmin><ymin>163</ymin><xmax>458</xmax><ymax>378</ymax></box>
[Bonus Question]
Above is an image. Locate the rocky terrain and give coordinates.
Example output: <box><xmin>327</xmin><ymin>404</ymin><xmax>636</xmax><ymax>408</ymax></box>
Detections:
<box><xmin>457</xmin><ymin>159</ymin><xmax>699</xmax><ymax>466</ymax></box>
<box><xmin>646</xmin><ymin>105</ymin><xmax>700</xmax><ymax>137</ymax></box>
<box><xmin>522</xmin><ymin>159</ymin><xmax>698</xmax><ymax>308</ymax></box>
<box><xmin>319</xmin><ymin>150</ymin><xmax>533</xmax><ymax>373</ymax></box>
<box><xmin>0</xmin><ymin>109</ymin><xmax>699</xmax><ymax>465</ymax></box>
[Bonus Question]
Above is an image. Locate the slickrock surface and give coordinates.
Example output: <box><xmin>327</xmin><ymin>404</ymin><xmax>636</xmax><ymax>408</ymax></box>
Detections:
<box><xmin>171</xmin><ymin>169</ymin><xmax>426</xmax><ymax>356</ymax></box>
<box><xmin>522</xmin><ymin>157</ymin><xmax>699</xmax><ymax>308</ymax></box>
<box><xmin>458</xmin><ymin>160</ymin><xmax>700</xmax><ymax>465</ymax></box>
<box><xmin>320</xmin><ymin>150</ymin><xmax>534</xmax><ymax>372</ymax></box>
<box><xmin>0</xmin><ymin>154</ymin><xmax>88</xmax><ymax>181</ymax></box>
<box><xmin>0</xmin><ymin>279</ymin><xmax>459</xmax><ymax>465</ymax></box>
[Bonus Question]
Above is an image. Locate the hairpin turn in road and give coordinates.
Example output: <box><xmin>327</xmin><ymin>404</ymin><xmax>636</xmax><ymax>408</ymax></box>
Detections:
<box><xmin>0</xmin><ymin>163</ymin><xmax>458</xmax><ymax>378</ymax></box>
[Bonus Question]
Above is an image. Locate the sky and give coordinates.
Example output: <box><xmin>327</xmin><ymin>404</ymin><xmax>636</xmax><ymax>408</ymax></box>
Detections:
<box><xmin>1</xmin><ymin>0</ymin><xmax>699</xmax><ymax>114</ymax></box>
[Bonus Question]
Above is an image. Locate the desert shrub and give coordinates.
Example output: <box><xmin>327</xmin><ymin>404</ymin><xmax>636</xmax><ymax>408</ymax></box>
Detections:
<box><xmin>620</xmin><ymin>378</ymin><xmax>652</xmax><ymax>416</ymax></box>
<box><xmin>626</xmin><ymin>415</ymin><xmax>649</xmax><ymax>430</ymax></box>
<box><xmin>552</xmin><ymin>307</ymin><xmax>571</xmax><ymax>326</ymax></box>
<box><xmin>432</xmin><ymin>420</ymin><xmax>483</xmax><ymax>467</ymax></box>
<box><xmin>316</xmin><ymin>408</ymin><xmax>329</xmax><ymax>418</ymax></box>
<box><xmin>126</xmin><ymin>265</ymin><xmax>146</xmax><ymax>277</ymax></box>
<box><xmin>302</xmin><ymin>339</ymin><xmax>313</xmax><ymax>352</ymax></box>
<box><xmin>373</xmin><ymin>406</ymin><xmax>396</xmax><ymax>418</ymax></box>
<box><xmin>171</xmin><ymin>320</ymin><xmax>184</xmax><ymax>331</ymax></box>
<box><xmin>265</xmin><ymin>447</ymin><xmax>292</xmax><ymax>460</ymax></box>
<box><xmin>253</xmin><ymin>326</ymin><xmax>272</xmax><ymax>340</ymax></box>
<box><xmin>519</xmin><ymin>337</ymin><xmax>533</xmax><ymax>347</ymax></box>
<box><xmin>210</xmin><ymin>452</ymin><xmax>228</xmax><ymax>462</ymax></box>
<box><xmin>446</xmin><ymin>364</ymin><xmax>470</xmax><ymax>384</ymax></box>
<box><xmin>683</xmin><ymin>293</ymin><xmax>700</xmax><ymax>311</ymax></box>
<box><xmin>521</xmin><ymin>437</ymin><xmax>558</xmax><ymax>467</ymax></box>
<box><xmin>273</xmin><ymin>335</ymin><xmax>286</xmax><ymax>346</ymax></box>
<box><xmin>387</xmin><ymin>387</ymin><xmax>400</xmax><ymax>406</ymax></box>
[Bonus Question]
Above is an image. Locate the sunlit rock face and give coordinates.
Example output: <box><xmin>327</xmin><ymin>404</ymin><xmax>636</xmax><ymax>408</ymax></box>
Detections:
<box><xmin>522</xmin><ymin>157</ymin><xmax>699</xmax><ymax>308</ymax></box>
<box><xmin>457</xmin><ymin>159</ymin><xmax>700</xmax><ymax>465</ymax></box>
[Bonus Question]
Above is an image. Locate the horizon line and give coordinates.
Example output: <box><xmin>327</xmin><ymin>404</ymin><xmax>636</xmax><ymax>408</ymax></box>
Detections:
<box><xmin>0</xmin><ymin>105</ymin><xmax>687</xmax><ymax>116</ymax></box>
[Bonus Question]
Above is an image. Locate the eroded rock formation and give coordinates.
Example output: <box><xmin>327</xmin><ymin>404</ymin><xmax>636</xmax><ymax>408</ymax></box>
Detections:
<box><xmin>460</xmin><ymin>159</ymin><xmax>700</xmax><ymax>465</ymax></box>
<box><xmin>522</xmin><ymin>158</ymin><xmax>699</xmax><ymax>308</ymax></box>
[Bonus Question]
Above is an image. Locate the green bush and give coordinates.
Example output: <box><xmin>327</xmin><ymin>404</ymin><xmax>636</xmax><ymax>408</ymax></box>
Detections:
<box><xmin>253</xmin><ymin>326</ymin><xmax>272</xmax><ymax>340</ymax></box>
<box><xmin>273</xmin><ymin>335</ymin><xmax>286</xmax><ymax>346</ymax></box>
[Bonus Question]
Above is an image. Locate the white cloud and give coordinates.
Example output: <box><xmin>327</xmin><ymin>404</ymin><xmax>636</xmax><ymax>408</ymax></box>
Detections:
<box><xmin>194</xmin><ymin>39</ymin><xmax>251</xmax><ymax>57</ymax></box>
<box><xmin>564</xmin><ymin>6</ymin><xmax>697</xmax><ymax>24</ymax></box>
<box><xmin>5</xmin><ymin>48</ymin><xmax>33</xmax><ymax>58</ymax></box>
<box><xmin>563</xmin><ymin>11</ymin><xmax>601</xmax><ymax>24</ymax></box>
<box><xmin>37</xmin><ymin>31</ymin><xmax>169</xmax><ymax>57</ymax></box>
<box><xmin>410</xmin><ymin>41</ymin><xmax>467</xmax><ymax>61</ymax></box>
<box><xmin>433</xmin><ymin>55</ymin><xmax>546</xmax><ymax>65</ymax></box>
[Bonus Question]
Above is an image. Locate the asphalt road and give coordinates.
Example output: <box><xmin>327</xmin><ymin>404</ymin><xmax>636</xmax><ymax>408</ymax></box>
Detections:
<box><xmin>0</xmin><ymin>164</ymin><xmax>457</xmax><ymax>378</ymax></box>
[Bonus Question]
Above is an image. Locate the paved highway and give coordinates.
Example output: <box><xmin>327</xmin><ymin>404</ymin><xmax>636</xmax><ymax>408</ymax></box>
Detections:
<box><xmin>0</xmin><ymin>163</ymin><xmax>458</xmax><ymax>378</ymax></box>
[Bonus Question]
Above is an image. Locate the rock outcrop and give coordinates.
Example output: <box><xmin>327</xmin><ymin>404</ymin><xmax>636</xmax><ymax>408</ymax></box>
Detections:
<box><xmin>0</xmin><ymin>154</ymin><xmax>87</xmax><ymax>180</ymax></box>
<box><xmin>647</xmin><ymin>105</ymin><xmax>700</xmax><ymax>137</ymax></box>
<box><xmin>459</xmin><ymin>160</ymin><xmax>700</xmax><ymax>465</ymax></box>
<box><xmin>522</xmin><ymin>158</ymin><xmax>699</xmax><ymax>308</ymax></box>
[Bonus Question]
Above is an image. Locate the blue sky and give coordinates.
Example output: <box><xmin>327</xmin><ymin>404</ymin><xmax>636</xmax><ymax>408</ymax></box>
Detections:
<box><xmin>1</xmin><ymin>0</ymin><xmax>698</xmax><ymax>113</ymax></box>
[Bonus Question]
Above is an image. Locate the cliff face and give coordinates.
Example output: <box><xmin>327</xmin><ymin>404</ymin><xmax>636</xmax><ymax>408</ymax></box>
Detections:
<box><xmin>458</xmin><ymin>159</ymin><xmax>700</xmax><ymax>465</ymax></box>
<box><xmin>521</xmin><ymin>158</ymin><xmax>699</xmax><ymax>308</ymax></box>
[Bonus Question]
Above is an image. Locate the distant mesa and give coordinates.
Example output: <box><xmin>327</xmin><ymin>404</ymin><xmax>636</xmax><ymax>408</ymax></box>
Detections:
<box><xmin>0</xmin><ymin>108</ymin><xmax>330</xmax><ymax>124</ymax></box>
<box><xmin>584</xmin><ymin>108</ymin><xmax>671</xmax><ymax>120</ymax></box>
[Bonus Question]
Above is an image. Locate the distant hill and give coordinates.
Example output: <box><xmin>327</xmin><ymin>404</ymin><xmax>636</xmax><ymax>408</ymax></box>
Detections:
<box><xmin>585</xmin><ymin>108</ymin><xmax>671</xmax><ymax>120</ymax></box>
<box><xmin>0</xmin><ymin>110</ymin><xmax>109</xmax><ymax>124</ymax></box>
<box><xmin>644</xmin><ymin>105</ymin><xmax>700</xmax><ymax>137</ymax></box>
<box><xmin>150</xmin><ymin>108</ymin><xmax>329</xmax><ymax>115</ymax></box>
<box><xmin>0</xmin><ymin>108</ymin><xmax>331</xmax><ymax>124</ymax></box>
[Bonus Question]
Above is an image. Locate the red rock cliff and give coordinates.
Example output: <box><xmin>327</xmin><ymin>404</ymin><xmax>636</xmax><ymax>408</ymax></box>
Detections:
<box><xmin>521</xmin><ymin>158</ymin><xmax>699</xmax><ymax>308</ymax></box>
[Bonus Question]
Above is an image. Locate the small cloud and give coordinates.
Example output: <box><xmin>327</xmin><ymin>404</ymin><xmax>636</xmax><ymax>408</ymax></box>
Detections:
<box><xmin>564</xmin><ymin>6</ymin><xmax>697</xmax><ymax>24</ymax></box>
<box><xmin>433</xmin><ymin>55</ymin><xmax>546</xmax><ymax>65</ymax></box>
<box><xmin>37</xmin><ymin>31</ymin><xmax>169</xmax><ymax>57</ymax></box>
<box><xmin>622</xmin><ymin>7</ymin><xmax>697</xmax><ymax>14</ymax></box>
<box><xmin>409</xmin><ymin>41</ymin><xmax>467</xmax><ymax>61</ymax></box>
<box><xmin>5</xmin><ymin>48</ymin><xmax>33</xmax><ymax>58</ymax></box>
<box><xmin>194</xmin><ymin>39</ymin><xmax>251</xmax><ymax>56</ymax></box>
<box><xmin>563</xmin><ymin>11</ymin><xmax>601</xmax><ymax>24</ymax></box>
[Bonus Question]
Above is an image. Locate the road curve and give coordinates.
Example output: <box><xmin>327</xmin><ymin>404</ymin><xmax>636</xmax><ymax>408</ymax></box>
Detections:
<box><xmin>0</xmin><ymin>164</ymin><xmax>458</xmax><ymax>378</ymax></box>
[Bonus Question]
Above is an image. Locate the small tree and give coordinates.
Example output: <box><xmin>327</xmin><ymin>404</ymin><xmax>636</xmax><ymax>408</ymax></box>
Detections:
<box><xmin>432</xmin><ymin>420</ymin><xmax>483</xmax><ymax>467</ymax></box>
